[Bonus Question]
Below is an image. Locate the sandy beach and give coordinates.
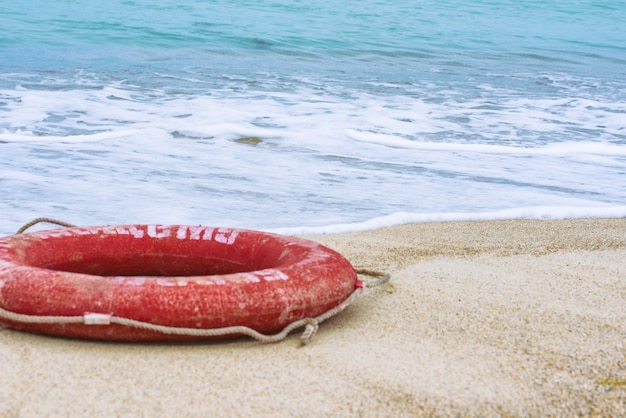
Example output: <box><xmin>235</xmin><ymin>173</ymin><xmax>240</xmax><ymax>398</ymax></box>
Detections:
<box><xmin>1</xmin><ymin>218</ymin><xmax>625</xmax><ymax>417</ymax></box>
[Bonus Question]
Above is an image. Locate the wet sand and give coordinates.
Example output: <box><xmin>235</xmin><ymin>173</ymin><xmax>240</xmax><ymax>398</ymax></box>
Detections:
<box><xmin>1</xmin><ymin>218</ymin><xmax>625</xmax><ymax>417</ymax></box>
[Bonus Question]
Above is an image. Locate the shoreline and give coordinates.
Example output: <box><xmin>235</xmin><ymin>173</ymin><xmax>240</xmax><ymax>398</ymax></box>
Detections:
<box><xmin>2</xmin><ymin>218</ymin><xmax>625</xmax><ymax>416</ymax></box>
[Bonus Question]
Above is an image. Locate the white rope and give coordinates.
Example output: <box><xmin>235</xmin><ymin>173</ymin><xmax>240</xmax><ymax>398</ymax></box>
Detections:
<box><xmin>355</xmin><ymin>268</ymin><xmax>391</xmax><ymax>287</ymax></box>
<box><xmin>0</xmin><ymin>287</ymin><xmax>366</xmax><ymax>345</ymax></box>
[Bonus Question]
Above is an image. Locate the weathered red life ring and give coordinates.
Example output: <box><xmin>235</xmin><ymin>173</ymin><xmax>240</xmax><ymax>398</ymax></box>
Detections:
<box><xmin>0</xmin><ymin>224</ymin><xmax>358</xmax><ymax>342</ymax></box>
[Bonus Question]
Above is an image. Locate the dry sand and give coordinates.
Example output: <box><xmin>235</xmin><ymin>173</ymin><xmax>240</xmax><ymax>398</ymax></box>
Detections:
<box><xmin>1</xmin><ymin>218</ymin><xmax>625</xmax><ymax>417</ymax></box>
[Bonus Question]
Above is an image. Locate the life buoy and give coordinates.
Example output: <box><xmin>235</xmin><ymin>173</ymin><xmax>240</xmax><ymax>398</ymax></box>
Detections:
<box><xmin>0</xmin><ymin>224</ymin><xmax>359</xmax><ymax>342</ymax></box>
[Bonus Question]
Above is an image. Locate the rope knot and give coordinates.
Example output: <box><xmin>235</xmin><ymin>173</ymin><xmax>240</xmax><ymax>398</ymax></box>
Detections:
<box><xmin>299</xmin><ymin>319</ymin><xmax>319</xmax><ymax>345</ymax></box>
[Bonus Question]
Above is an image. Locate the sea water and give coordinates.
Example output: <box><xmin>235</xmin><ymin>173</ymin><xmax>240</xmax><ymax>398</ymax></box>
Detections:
<box><xmin>1</xmin><ymin>0</ymin><xmax>625</xmax><ymax>236</ymax></box>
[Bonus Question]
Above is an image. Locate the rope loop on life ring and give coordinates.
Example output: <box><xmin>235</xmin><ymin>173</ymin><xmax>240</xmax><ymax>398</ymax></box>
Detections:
<box><xmin>15</xmin><ymin>217</ymin><xmax>76</xmax><ymax>234</ymax></box>
<box><xmin>0</xmin><ymin>271</ymin><xmax>388</xmax><ymax>345</ymax></box>
<box><xmin>3</xmin><ymin>218</ymin><xmax>391</xmax><ymax>345</ymax></box>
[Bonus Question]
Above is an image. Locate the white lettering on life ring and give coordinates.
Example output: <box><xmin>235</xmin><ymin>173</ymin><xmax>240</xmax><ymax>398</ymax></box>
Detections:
<box><xmin>257</xmin><ymin>270</ymin><xmax>289</xmax><ymax>282</ymax></box>
<box><xmin>113</xmin><ymin>225</ymin><xmax>145</xmax><ymax>238</ymax></box>
<box><xmin>214</xmin><ymin>228</ymin><xmax>238</xmax><ymax>245</ymax></box>
<box><xmin>147</xmin><ymin>225</ymin><xmax>171</xmax><ymax>239</ymax></box>
<box><xmin>176</xmin><ymin>225</ymin><xmax>214</xmax><ymax>241</ymax></box>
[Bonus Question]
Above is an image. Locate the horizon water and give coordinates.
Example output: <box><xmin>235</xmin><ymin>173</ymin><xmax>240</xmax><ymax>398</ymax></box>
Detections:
<box><xmin>1</xmin><ymin>0</ymin><xmax>626</xmax><ymax>236</ymax></box>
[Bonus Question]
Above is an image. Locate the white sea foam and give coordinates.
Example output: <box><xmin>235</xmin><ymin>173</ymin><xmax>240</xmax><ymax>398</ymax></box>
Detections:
<box><xmin>0</xmin><ymin>128</ymin><xmax>167</xmax><ymax>143</ymax></box>
<box><xmin>2</xmin><ymin>70</ymin><xmax>626</xmax><ymax>238</ymax></box>
<box><xmin>268</xmin><ymin>206</ymin><xmax>626</xmax><ymax>236</ymax></box>
<box><xmin>346</xmin><ymin>129</ymin><xmax>626</xmax><ymax>156</ymax></box>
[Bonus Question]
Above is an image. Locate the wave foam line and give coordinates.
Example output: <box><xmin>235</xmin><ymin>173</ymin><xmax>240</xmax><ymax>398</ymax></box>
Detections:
<box><xmin>269</xmin><ymin>206</ymin><xmax>626</xmax><ymax>235</ymax></box>
<box><xmin>346</xmin><ymin>130</ymin><xmax>626</xmax><ymax>156</ymax></box>
<box><xmin>0</xmin><ymin>128</ymin><xmax>168</xmax><ymax>143</ymax></box>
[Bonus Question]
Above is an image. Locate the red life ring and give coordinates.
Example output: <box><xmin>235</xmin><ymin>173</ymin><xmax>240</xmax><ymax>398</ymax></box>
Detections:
<box><xmin>0</xmin><ymin>224</ymin><xmax>358</xmax><ymax>341</ymax></box>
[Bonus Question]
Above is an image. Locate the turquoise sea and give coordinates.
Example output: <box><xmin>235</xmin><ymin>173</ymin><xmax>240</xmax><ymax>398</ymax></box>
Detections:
<box><xmin>1</xmin><ymin>0</ymin><xmax>626</xmax><ymax>235</ymax></box>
